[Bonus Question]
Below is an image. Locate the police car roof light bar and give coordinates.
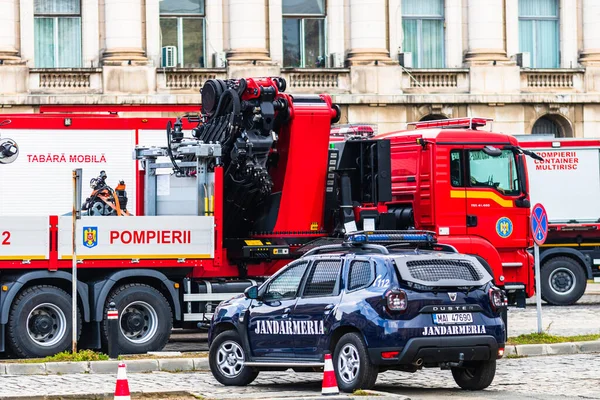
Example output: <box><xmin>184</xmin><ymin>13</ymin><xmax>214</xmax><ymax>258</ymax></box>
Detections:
<box><xmin>407</xmin><ymin>117</ymin><xmax>493</xmax><ymax>131</ymax></box>
<box><xmin>345</xmin><ymin>230</ymin><xmax>437</xmax><ymax>245</ymax></box>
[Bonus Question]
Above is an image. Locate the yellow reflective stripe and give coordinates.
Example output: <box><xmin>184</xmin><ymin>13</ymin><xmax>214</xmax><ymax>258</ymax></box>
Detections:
<box><xmin>450</xmin><ymin>190</ymin><xmax>514</xmax><ymax>208</ymax></box>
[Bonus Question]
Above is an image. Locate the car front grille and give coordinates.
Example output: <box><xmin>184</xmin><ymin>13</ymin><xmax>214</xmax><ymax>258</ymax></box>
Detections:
<box><xmin>405</xmin><ymin>259</ymin><xmax>483</xmax><ymax>283</ymax></box>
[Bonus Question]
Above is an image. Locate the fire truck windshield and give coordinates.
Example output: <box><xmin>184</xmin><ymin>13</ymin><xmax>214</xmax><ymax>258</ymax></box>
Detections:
<box><xmin>468</xmin><ymin>149</ymin><xmax>520</xmax><ymax>196</ymax></box>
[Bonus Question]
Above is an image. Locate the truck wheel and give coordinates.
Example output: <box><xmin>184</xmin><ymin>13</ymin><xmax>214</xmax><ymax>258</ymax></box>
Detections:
<box><xmin>451</xmin><ymin>359</ymin><xmax>496</xmax><ymax>390</ymax></box>
<box><xmin>333</xmin><ymin>332</ymin><xmax>378</xmax><ymax>393</ymax></box>
<box><xmin>209</xmin><ymin>330</ymin><xmax>259</xmax><ymax>386</ymax></box>
<box><xmin>7</xmin><ymin>285</ymin><xmax>81</xmax><ymax>358</ymax></box>
<box><xmin>540</xmin><ymin>257</ymin><xmax>586</xmax><ymax>305</ymax></box>
<box><xmin>101</xmin><ymin>283</ymin><xmax>172</xmax><ymax>354</ymax></box>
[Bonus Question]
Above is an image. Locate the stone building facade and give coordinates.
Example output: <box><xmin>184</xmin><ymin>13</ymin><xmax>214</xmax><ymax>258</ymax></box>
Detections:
<box><xmin>1</xmin><ymin>0</ymin><xmax>600</xmax><ymax>137</ymax></box>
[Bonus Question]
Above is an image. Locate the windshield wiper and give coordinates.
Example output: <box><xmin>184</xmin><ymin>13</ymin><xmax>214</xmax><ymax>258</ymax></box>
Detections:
<box><xmin>505</xmin><ymin>145</ymin><xmax>544</xmax><ymax>161</ymax></box>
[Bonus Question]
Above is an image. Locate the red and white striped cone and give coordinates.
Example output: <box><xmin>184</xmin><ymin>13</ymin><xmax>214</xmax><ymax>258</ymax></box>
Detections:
<box><xmin>114</xmin><ymin>362</ymin><xmax>131</xmax><ymax>400</ymax></box>
<box><xmin>322</xmin><ymin>353</ymin><xmax>339</xmax><ymax>396</ymax></box>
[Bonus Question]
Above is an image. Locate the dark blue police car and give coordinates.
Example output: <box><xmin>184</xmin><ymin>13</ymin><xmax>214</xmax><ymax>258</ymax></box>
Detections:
<box><xmin>208</xmin><ymin>232</ymin><xmax>507</xmax><ymax>393</ymax></box>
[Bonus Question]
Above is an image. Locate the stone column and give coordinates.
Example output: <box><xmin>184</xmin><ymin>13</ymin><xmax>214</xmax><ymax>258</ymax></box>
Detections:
<box><xmin>347</xmin><ymin>0</ymin><xmax>392</xmax><ymax>65</ymax></box>
<box><xmin>145</xmin><ymin>0</ymin><xmax>161</xmax><ymax>67</ymax></box>
<box><xmin>102</xmin><ymin>0</ymin><xmax>147</xmax><ymax>63</ymax></box>
<box><xmin>0</xmin><ymin>0</ymin><xmax>20</xmax><ymax>61</ymax></box>
<box><xmin>579</xmin><ymin>0</ymin><xmax>600</xmax><ymax>64</ymax></box>
<box><xmin>206</xmin><ymin>0</ymin><xmax>225</xmax><ymax>67</ymax></box>
<box><xmin>444</xmin><ymin>0</ymin><xmax>463</xmax><ymax>68</ymax></box>
<box><xmin>464</xmin><ymin>0</ymin><xmax>509</xmax><ymax>63</ymax></box>
<box><xmin>227</xmin><ymin>0</ymin><xmax>270</xmax><ymax>62</ymax></box>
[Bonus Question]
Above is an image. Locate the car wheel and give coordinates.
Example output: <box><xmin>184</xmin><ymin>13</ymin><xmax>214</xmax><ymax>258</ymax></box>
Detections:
<box><xmin>209</xmin><ymin>330</ymin><xmax>258</xmax><ymax>386</ymax></box>
<box><xmin>540</xmin><ymin>257</ymin><xmax>586</xmax><ymax>306</ymax></box>
<box><xmin>333</xmin><ymin>332</ymin><xmax>378</xmax><ymax>393</ymax></box>
<box><xmin>451</xmin><ymin>359</ymin><xmax>496</xmax><ymax>390</ymax></box>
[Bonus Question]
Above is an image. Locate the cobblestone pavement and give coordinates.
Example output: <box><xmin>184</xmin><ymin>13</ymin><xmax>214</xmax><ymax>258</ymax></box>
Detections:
<box><xmin>163</xmin><ymin>289</ymin><xmax>600</xmax><ymax>353</ymax></box>
<box><xmin>0</xmin><ymin>354</ymin><xmax>598</xmax><ymax>399</ymax></box>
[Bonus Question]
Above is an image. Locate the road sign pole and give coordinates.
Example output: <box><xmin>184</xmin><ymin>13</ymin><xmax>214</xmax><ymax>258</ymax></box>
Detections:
<box><xmin>534</xmin><ymin>243</ymin><xmax>543</xmax><ymax>333</ymax></box>
<box><xmin>531</xmin><ymin>203</ymin><xmax>548</xmax><ymax>335</ymax></box>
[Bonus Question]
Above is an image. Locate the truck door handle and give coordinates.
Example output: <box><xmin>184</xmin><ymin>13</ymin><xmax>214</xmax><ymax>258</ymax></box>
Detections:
<box><xmin>467</xmin><ymin>215</ymin><xmax>477</xmax><ymax>227</ymax></box>
<box><xmin>283</xmin><ymin>307</ymin><xmax>291</xmax><ymax>313</ymax></box>
<box><xmin>324</xmin><ymin>304</ymin><xmax>334</xmax><ymax>310</ymax></box>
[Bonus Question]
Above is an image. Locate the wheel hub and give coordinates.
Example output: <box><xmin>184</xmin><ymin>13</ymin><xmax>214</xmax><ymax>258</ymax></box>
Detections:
<box><xmin>550</xmin><ymin>268</ymin><xmax>575</xmax><ymax>294</ymax></box>
<box><xmin>119</xmin><ymin>301</ymin><xmax>159</xmax><ymax>344</ymax></box>
<box><xmin>217</xmin><ymin>340</ymin><xmax>245</xmax><ymax>378</ymax></box>
<box><xmin>31</xmin><ymin>315</ymin><xmax>53</xmax><ymax>335</ymax></box>
<box><xmin>124</xmin><ymin>312</ymin><xmax>144</xmax><ymax>332</ymax></box>
<box><xmin>26</xmin><ymin>303</ymin><xmax>67</xmax><ymax>347</ymax></box>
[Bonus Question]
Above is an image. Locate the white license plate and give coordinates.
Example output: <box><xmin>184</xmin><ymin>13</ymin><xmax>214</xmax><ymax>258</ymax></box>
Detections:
<box><xmin>433</xmin><ymin>313</ymin><xmax>473</xmax><ymax>325</ymax></box>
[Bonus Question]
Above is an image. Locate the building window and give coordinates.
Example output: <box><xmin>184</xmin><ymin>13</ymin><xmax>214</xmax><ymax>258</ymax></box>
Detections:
<box><xmin>282</xmin><ymin>0</ymin><xmax>326</xmax><ymax>68</ymax></box>
<box><xmin>160</xmin><ymin>0</ymin><xmax>205</xmax><ymax>68</ymax></box>
<box><xmin>532</xmin><ymin>116</ymin><xmax>562</xmax><ymax>136</ymax></box>
<box><xmin>402</xmin><ymin>0</ymin><xmax>445</xmax><ymax>68</ymax></box>
<box><xmin>34</xmin><ymin>0</ymin><xmax>82</xmax><ymax>68</ymax></box>
<box><xmin>519</xmin><ymin>0</ymin><xmax>559</xmax><ymax>68</ymax></box>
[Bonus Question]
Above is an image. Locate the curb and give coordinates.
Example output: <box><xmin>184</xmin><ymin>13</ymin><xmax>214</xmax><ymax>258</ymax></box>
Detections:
<box><xmin>504</xmin><ymin>339</ymin><xmax>600</xmax><ymax>357</ymax></box>
<box><xmin>1</xmin><ymin>340</ymin><xmax>600</xmax><ymax>376</ymax></box>
<box><xmin>0</xmin><ymin>357</ymin><xmax>209</xmax><ymax>376</ymax></box>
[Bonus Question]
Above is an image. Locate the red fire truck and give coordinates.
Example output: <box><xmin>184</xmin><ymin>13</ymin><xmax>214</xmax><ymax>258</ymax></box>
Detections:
<box><xmin>517</xmin><ymin>135</ymin><xmax>600</xmax><ymax>305</ymax></box>
<box><xmin>0</xmin><ymin>77</ymin><xmax>535</xmax><ymax>359</ymax></box>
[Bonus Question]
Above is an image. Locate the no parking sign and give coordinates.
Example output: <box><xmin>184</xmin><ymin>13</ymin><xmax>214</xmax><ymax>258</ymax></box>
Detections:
<box><xmin>531</xmin><ymin>203</ymin><xmax>548</xmax><ymax>246</ymax></box>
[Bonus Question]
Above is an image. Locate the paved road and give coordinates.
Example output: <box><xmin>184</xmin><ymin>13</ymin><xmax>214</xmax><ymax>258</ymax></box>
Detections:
<box><xmin>0</xmin><ymin>353</ymin><xmax>597</xmax><ymax>399</ymax></box>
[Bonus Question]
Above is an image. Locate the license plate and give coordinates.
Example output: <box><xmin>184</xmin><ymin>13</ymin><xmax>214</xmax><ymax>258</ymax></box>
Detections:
<box><xmin>433</xmin><ymin>313</ymin><xmax>473</xmax><ymax>325</ymax></box>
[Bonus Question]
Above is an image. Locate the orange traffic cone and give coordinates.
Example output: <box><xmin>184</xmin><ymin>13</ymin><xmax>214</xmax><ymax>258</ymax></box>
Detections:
<box><xmin>114</xmin><ymin>362</ymin><xmax>131</xmax><ymax>400</ymax></box>
<box><xmin>322</xmin><ymin>353</ymin><xmax>339</xmax><ymax>396</ymax></box>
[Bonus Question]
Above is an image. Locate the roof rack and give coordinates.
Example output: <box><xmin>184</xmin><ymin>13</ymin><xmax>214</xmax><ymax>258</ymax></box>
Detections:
<box><xmin>301</xmin><ymin>230</ymin><xmax>457</xmax><ymax>257</ymax></box>
<box><xmin>406</xmin><ymin>117</ymin><xmax>493</xmax><ymax>131</ymax></box>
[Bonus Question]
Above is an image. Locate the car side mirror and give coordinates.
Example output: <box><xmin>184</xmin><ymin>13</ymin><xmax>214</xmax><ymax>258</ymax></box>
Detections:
<box><xmin>244</xmin><ymin>285</ymin><xmax>259</xmax><ymax>300</ymax></box>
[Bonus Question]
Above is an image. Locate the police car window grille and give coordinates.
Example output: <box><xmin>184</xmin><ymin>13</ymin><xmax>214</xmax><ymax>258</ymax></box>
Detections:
<box><xmin>265</xmin><ymin>262</ymin><xmax>308</xmax><ymax>300</ymax></box>
<box><xmin>348</xmin><ymin>261</ymin><xmax>372</xmax><ymax>291</ymax></box>
<box><xmin>303</xmin><ymin>260</ymin><xmax>342</xmax><ymax>297</ymax></box>
<box><xmin>405</xmin><ymin>259</ymin><xmax>483</xmax><ymax>282</ymax></box>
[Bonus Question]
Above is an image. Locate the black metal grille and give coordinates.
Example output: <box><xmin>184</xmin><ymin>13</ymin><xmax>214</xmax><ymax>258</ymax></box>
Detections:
<box><xmin>348</xmin><ymin>261</ymin><xmax>373</xmax><ymax>291</ymax></box>
<box><xmin>304</xmin><ymin>260</ymin><xmax>342</xmax><ymax>297</ymax></box>
<box><xmin>405</xmin><ymin>259</ymin><xmax>483</xmax><ymax>282</ymax></box>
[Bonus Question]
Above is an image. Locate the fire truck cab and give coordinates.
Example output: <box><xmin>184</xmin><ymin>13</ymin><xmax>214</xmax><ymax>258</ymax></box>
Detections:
<box><xmin>368</xmin><ymin>118</ymin><xmax>536</xmax><ymax>307</ymax></box>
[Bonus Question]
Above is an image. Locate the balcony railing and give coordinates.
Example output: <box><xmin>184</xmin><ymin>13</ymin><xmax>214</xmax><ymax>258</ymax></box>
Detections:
<box><xmin>157</xmin><ymin>69</ymin><xmax>227</xmax><ymax>93</ymax></box>
<box><xmin>401</xmin><ymin>69</ymin><xmax>470</xmax><ymax>93</ymax></box>
<box><xmin>29</xmin><ymin>68</ymin><xmax>103</xmax><ymax>93</ymax></box>
<box><xmin>280</xmin><ymin>69</ymin><xmax>350</xmax><ymax>93</ymax></box>
<box><xmin>521</xmin><ymin>69</ymin><xmax>585</xmax><ymax>92</ymax></box>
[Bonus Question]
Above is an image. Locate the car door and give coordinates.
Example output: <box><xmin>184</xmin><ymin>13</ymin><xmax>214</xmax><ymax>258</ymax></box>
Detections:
<box><xmin>464</xmin><ymin>147</ymin><xmax>529</xmax><ymax>251</ymax></box>
<box><xmin>290</xmin><ymin>258</ymin><xmax>344</xmax><ymax>360</ymax></box>
<box><xmin>246</xmin><ymin>260</ymin><xmax>309</xmax><ymax>359</ymax></box>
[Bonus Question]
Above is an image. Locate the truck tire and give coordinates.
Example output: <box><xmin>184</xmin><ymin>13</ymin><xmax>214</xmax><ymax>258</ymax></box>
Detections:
<box><xmin>333</xmin><ymin>332</ymin><xmax>378</xmax><ymax>393</ymax></box>
<box><xmin>209</xmin><ymin>330</ymin><xmax>259</xmax><ymax>386</ymax></box>
<box><xmin>540</xmin><ymin>257</ymin><xmax>586</xmax><ymax>306</ymax></box>
<box><xmin>101</xmin><ymin>283</ymin><xmax>172</xmax><ymax>354</ymax></box>
<box><xmin>7</xmin><ymin>285</ymin><xmax>81</xmax><ymax>358</ymax></box>
<box><xmin>451</xmin><ymin>359</ymin><xmax>496</xmax><ymax>390</ymax></box>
